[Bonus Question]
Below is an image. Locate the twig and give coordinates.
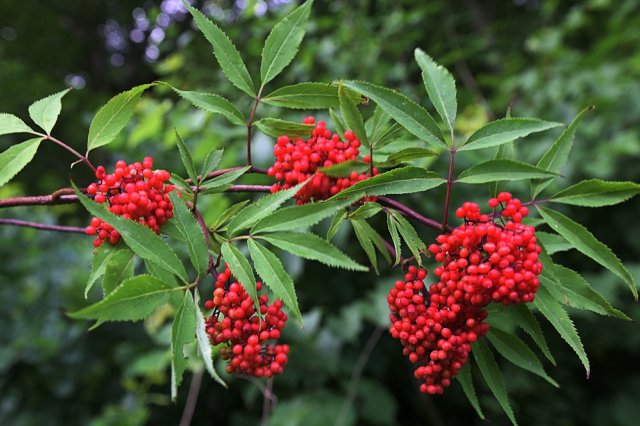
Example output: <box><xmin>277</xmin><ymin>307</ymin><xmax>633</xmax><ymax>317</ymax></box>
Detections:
<box><xmin>42</xmin><ymin>134</ymin><xmax>97</xmax><ymax>172</ymax></box>
<box><xmin>179</xmin><ymin>370</ymin><xmax>203</xmax><ymax>426</ymax></box>
<box><xmin>378</xmin><ymin>197</ymin><xmax>451</xmax><ymax>232</ymax></box>
<box><xmin>184</xmin><ymin>166</ymin><xmax>268</xmax><ymax>185</ymax></box>
<box><xmin>261</xmin><ymin>377</ymin><xmax>274</xmax><ymax>426</ymax></box>
<box><xmin>0</xmin><ymin>218</ymin><xmax>85</xmax><ymax>233</ymax></box>
<box><xmin>441</xmin><ymin>145</ymin><xmax>457</xmax><ymax>231</ymax></box>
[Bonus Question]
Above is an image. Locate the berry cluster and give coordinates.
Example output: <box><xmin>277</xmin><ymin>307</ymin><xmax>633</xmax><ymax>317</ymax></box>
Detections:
<box><xmin>84</xmin><ymin>157</ymin><xmax>174</xmax><ymax>248</ymax></box>
<box><xmin>388</xmin><ymin>193</ymin><xmax>542</xmax><ymax>394</ymax></box>
<box><xmin>205</xmin><ymin>265</ymin><xmax>289</xmax><ymax>378</ymax></box>
<box><xmin>267</xmin><ymin>117</ymin><xmax>378</xmax><ymax>204</ymax></box>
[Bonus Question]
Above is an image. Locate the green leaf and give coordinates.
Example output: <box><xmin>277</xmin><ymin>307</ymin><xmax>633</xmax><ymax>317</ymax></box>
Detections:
<box><xmin>536</xmin><ymin>206</ymin><xmax>637</xmax><ymax>299</ymax></box>
<box><xmin>342</xmin><ymin>80</ymin><xmax>445</xmax><ymax>149</ymax></box>
<box><xmin>365</xmin><ymin>106</ymin><xmax>391</xmax><ymax>143</ymax></box>
<box><xmin>193</xmin><ymin>292</ymin><xmax>226</xmax><ymax>387</ymax></box>
<box><xmin>373</xmin><ymin>123</ymin><xmax>405</xmax><ymax>150</ymax></box>
<box><xmin>537</xmin><ymin>231</ymin><xmax>572</xmax><ymax>255</ymax></box>
<box><xmin>199</xmin><ymin>166</ymin><xmax>251</xmax><ymax>190</ymax></box>
<box><xmin>459</xmin><ymin>118</ymin><xmax>562</xmax><ymax>151</ymax></box>
<box><xmin>339</xmin><ymin>82</ymin><xmax>369</xmax><ymax>148</ymax></box>
<box><xmin>349</xmin><ymin>202</ymin><xmax>382</xmax><ymax>221</ymax></box>
<box><xmin>327</xmin><ymin>209</ymin><xmax>347</xmax><ymax>241</ymax></box>
<box><xmin>389</xmin><ymin>210</ymin><xmax>425</xmax><ymax>265</ymax></box>
<box><xmin>247</xmin><ymin>239</ymin><xmax>302</xmax><ymax>324</ymax></box>
<box><xmin>254</xmin><ymin>118</ymin><xmax>314</xmax><ymax>138</ymax></box>
<box><xmin>318</xmin><ymin>160</ymin><xmax>370</xmax><ymax>177</ymax></box>
<box><xmin>28</xmin><ymin>88</ymin><xmax>71</xmax><ymax>134</ymax></box>
<box><xmin>144</xmin><ymin>259</ymin><xmax>178</xmax><ymax>288</ymax></box>
<box><xmin>329</xmin><ymin>108</ymin><xmax>347</xmax><ymax>136</ymax></box>
<box><xmin>472</xmin><ymin>340</ymin><xmax>518</xmax><ymax>426</ymax></box>
<box><xmin>534</xmin><ymin>285</ymin><xmax>589</xmax><ymax>376</ymax></box>
<box><xmin>85</xmin><ymin>243</ymin><xmax>124</xmax><ymax>297</ymax></box>
<box><xmin>200</xmin><ymin>149</ymin><xmax>224</xmax><ymax>184</ymax></box>
<box><xmin>549</xmin><ymin>179</ymin><xmax>640</xmax><ymax>207</ymax></box>
<box><xmin>351</xmin><ymin>219</ymin><xmax>391</xmax><ymax>274</ymax></box>
<box><xmin>457</xmin><ymin>159</ymin><xmax>558</xmax><ymax>184</ymax></box>
<box><xmin>386</xmin><ymin>214</ymin><xmax>402</xmax><ymax>265</ymax></box>
<box><xmin>69</xmin><ymin>275</ymin><xmax>178</xmax><ymax>321</ymax></box>
<box><xmin>457</xmin><ymin>363</ymin><xmax>485</xmax><ymax>420</ymax></box>
<box><xmin>532</xmin><ymin>106</ymin><xmax>593</xmax><ymax>197</ymax></box>
<box><xmin>227</xmin><ymin>181</ymin><xmax>305</xmax><ymax>236</ymax></box>
<box><xmin>331</xmin><ymin>167</ymin><xmax>445</xmax><ymax>200</ymax></box>
<box><xmin>487</xmin><ymin>328</ymin><xmax>558</xmax><ymax>387</ymax></box>
<box><xmin>0</xmin><ymin>113</ymin><xmax>35</xmax><ymax>136</ymax></box>
<box><xmin>383</xmin><ymin>147</ymin><xmax>439</xmax><ymax>166</ymax></box>
<box><xmin>169</xmin><ymin>172</ymin><xmax>193</xmax><ymax>194</ymax></box>
<box><xmin>259</xmin><ymin>232</ymin><xmax>368</xmax><ymax>271</ymax></box>
<box><xmin>174</xmin><ymin>130</ymin><xmax>199</xmax><ymax>184</ymax></box>
<box><xmin>0</xmin><ymin>137</ymin><xmax>43</xmax><ymax>188</ymax></box>
<box><xmin>74</xmin><ymin>187</ymin><xmax>188</xmax><ymax>283</ymax></box>
<box><xmin>185</xmin><ymin>3</ymin><xmax>255</xmax><ymax>96</ymax></box>
<box><xmin>168</xmin><ymin>192</ymin><xmax>210</xmax><ymax>277</ymax></box>
<box><xmin>220</xmin><ymin>242</ymin><xmax>258</xmax><ymax>308</ymax></box>
<box><xmin>171</xmin><ymin>87</ymin><xmax>245</xmax><ymax>126</ymax></box>
<box><xmin>252</xmin><ymin>198</ymin><xmax>353</xmax><ymax>234</ymax></box>
<box><xmin>103</xmin><ymin>248</ymin><xmax>135</xmax><ymax>296</ymax></box>
<box><xmin>414</xmin><ymin>49</ymin><xmax>457</xmax><ymax>133</ymax></box>
<box><xmin>262</xmin><ymin>82</ymin><xmax>361</xmax><ymax>109</ymax></box>
<box><xmin>489</xmin><ymin>141</ymin><xmax>516</xmax><ymax>197</ymax></box>
<box><xmin>260</xmin><ymin>0</ymin><xmax>313</xmax><ymax>85</ymax></box>
<box><xmin>87</xmin><ymin>84</ymin><xmax>154</xmax><ymax>152</ymax></box>
<box><xmin>503</xmin><ymin>304</ymin><xmax>556</xmax><ymax>366</ymax></box>
<box><xmin>171</xmin><ymin>291</ymin><xmax>197</xmax><ymax>400</ymax></box>
<box><xmin>210</xmin><ymin>200</ymin><xmax>249</xmax><ymax>232</ymax></box>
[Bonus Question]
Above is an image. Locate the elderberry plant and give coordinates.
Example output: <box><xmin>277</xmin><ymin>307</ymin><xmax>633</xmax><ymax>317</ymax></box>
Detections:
<box><xmin>0</xmin><ymin>1</ymin><xmax>638</xmax><ymax>423</ymax></box>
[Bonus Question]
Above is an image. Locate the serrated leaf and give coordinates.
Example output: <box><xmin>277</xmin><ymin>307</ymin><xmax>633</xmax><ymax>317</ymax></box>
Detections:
<box><xmin>351</xmin><ymin>219</ymin><xmax>391</xmax><ymax>274</ymax></box>
<box><xmin>87</xmin><ymin>84</ymin><xmax>154</xmax><ymax>152</ymax></box>
<box><xmin>389</xmin><ymin>210</ymin><xmax>425</xmax><ymax>265</ymax></box>
<box><xmin>457</xmin><ymin>159</ymin><xmax>558</xmax><ymax>184</ymax></box>
<box><xmin>457</xmin><ymin>363</ymin><xmax>485</xmax><ymax>420</ymax></box>
<box><xmin>532</xmin><ymin>106</ymin><xmax>593</xmax><ymax>197</ymax></box>
<box><xmin>220</xmin><ymin>242</ymin><xmax>258</xmax><ymax>308</ymax></box>
<box><xmin>487</xmin><ymin>328</ymin><xmax>558</xmax><ymax>387</ymax></box>
<box><xmin>145</xmin><ymin>259</ymin><xmax>178</xmax><ymax>287</ymax></box>
<box><xmin>260</xmin><ymin>0</ymin><xmax>312</xmax><ymax>85</ymax></box>
<box><xmin>489</xmin><ymin>141</ymin><xmax>516</xmax><ymax>197</ymax></box>
<box><xmin>248</xmin><ymin>239</ymin><xmax>302</xmax><ymax>324</ymax></box>
<box><xmin>374</xmin><ymin>123</ymin><xmax>406</xmax><ymax>150</ymax></box>
<box><xmin>537</xmin><ymin>231</ymin><xmax>572</xmax><ymax>255</ymax></box>
<box><xmin>549</xmin><ymin>179</ymin><xmax>640</xmax><ymax>207</ymax></box>
<box><xmin>171</xmin><ymin>87</ymin><xmax>245</xmax><ymax>126</ymax></box>
<box><xmin>210</xmin><ymin>199</ymin><xmax>250</xmax><ymax>232</ymax></box>
<box><xmin>28</xmin><ymin>88</ymin><xmax>71</xmax><ymax>134</ymax></box>
<box><xmin>74</xmin><ymin>187</ymin><xmax>188</xmax><ymax>283</ymax></box>
<box><xmin>534</xmin><ymin>285</ymin><xmax>589</xmax><ymax>376</ymax></box>
<box><xmin>472</xmin><ymin>340</ymin><xmax>518</xmax><ymax>426</ymax></box>
<box><xmin>193</xmin><ymin>291</ymin><xmax>226</xmax><ymax>387</ymax></box>
<box><xmin>383</xmin><ymin>147</ymin><xmax>438</xmax><ymax>166</ymax></box>
<box><xmin>262</xmin><ymin>82</ymin><xmax>361</xmax><ymax>109</ymax></box>
<box><xmin>252</xmin><ymin>198</ymin><xmax>353</xmax><ymax>233</ymax></box>
<box><xmin>254</xmin><ymin>118</ymin><xmax>314</xmax><ymax>138</ymax></box>
<box><xmin>69</xmin><ymin>275</ymin><xmax>178</xmax><ymax>321</ymax></box>
<box><xmin>503</xmin><ymin>304</ymin><xmax>556</xmax><ymax>366</ymax></box>
<box><xmin>171</xmin><ymin>291</ymin><xmax>197</xmax><ymax>400</ymax></box>
<box><xmin>459</xmin><ymin>118</ymin><xmax>562</xmax><ymax>151</ymax></box>
<box><xmin>387</xmin><ymin>214</ymin><xmax>401</xmax><ymax>265</ymax></box>
<box><xmin>342</xmin><ymin>80</ymin><xmax>445</xmax><ymax>149</ymax></box>
<box><xmin>85</xmin><ymin>243</ymin><xmax>123</xmax><ymax>297</ymax></box>
<box><xmin>185</xmin><ymin>3</ymin><xmax>255</xmax><ymax>96</ymax></box>
<box><xmin>259</xmin><ymin>232</ymin><xmax>367</xmax><ymax>271</ymax></box>
<box><xmin>0</xmin><ymin>113</ymin><xmax>35</xmax><ymax>136</ymax></box>
<box><xmin>103</xmin><ymin>248</ymin><xmax>135</xmax><ymax>296</ymax></box>
<box><xmin>327</xmin><ymin>209</ymin><xmax>347</xmax><ymax>241</ymax></box>
<box><xmin>414</xmin><ymin>49</ymin><xmax>457</xmax><ymax>134</ymax></box>
<box><xmin>227</xmin><ymin>181</ymin><xmax>305</xmax><ymax>236</ymax></box>
<box><xmin>0</xmin><ymin>137</ymin><xmax>43</xmax><ymax>188</ymax></box>
<box><xmin>536</xmin><ymin>206</ymin><xmax>637</xmax><ymax>299</ymax></box>
<box><xmin>349</xmin><ymin>202</ymin><xmax>382</xmax><ymax>220</ymax></box>
<box><xmin>170</xmin><ymin>173</ymin><xmax>193</xmax><ymax>193</ymax></box>
<box><xmin>318</xmin><ymin>160</ymin><xmax>370</xmax><ymax>177</ymax></box>
<box><xmin>339</xmin><ymin>82</ymin><xmax>369</xmax><ymax>148</ymax></box>
<box><xmin>330</xmin><ymin>166</ymin><xmax>445</xmax><ymax>200</ymax></box>
<box><xmin>174</xmin><ymin>130</ymin><xmax>199</xmax><ymax>183</ymax></box>
<box><xmin>329</xmin><ymin>108</ymin><xmax>347</xmax><ymax>136</ymax></box>
<box><xmin>168</xmin><ymin>192</ymin><xmax>210</xmax><ymax>276</ymax></box>
<box><xmin>199</xmin><ymin>166</ymin><xmax>251</xmax><ymax>190</ymax></box>
<box><xmin>365</xmin><ymin>106</ymin><xmax>391</xmax><ymax>142</ymax></box>
<box><xmin>200</xmin><ymin>149</ymin><xmax>224</xmax><ymax>184</ymax></box>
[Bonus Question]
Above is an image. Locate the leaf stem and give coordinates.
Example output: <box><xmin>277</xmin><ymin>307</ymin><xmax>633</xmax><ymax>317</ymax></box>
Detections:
<box><xmin>441</xmin><ymin>129</ymin><xmax>457</xmax><ymax>230</ymax></box>
<box><xmin>378</xmin><ymin>196</ymin><xmax>451</xmax><ymax>232</ymax></box>
<box><xmin>40</xmin><ymin>133</ymin><xmax>97</xmax><ymax>173</ymax></box>
<box><xmin>246</xmin><ymin>85</ymin><xmax>265</xmax><ymax>166</ymax></box>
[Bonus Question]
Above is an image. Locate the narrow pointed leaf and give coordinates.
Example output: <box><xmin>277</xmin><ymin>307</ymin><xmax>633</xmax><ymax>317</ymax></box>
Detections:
<box><xmin>537</xmin><ymin>206</ymin><xmax>637</xmax><ymax>299</ymax></box>
<box><xmin>170</xmin><ymin>173</ymin><xmax>193</xmax><ymax>193</ymax></box>
<box><xmin>458</xmin><ymin>159</ymin><xmax>558</xmax><ymax>184</ymax></box>
<box><xmin>259</xmin><ymin>232</ymin><xmax>368</xmax><ymax>271</ymax></box>
<box><xmin>549</xmin><ymin>179</ymin><xmax>640</xmax><ymax>207</ymax></box>
<box><xmin>221</xmin><ymin>242</ymin><xmax>258</xmax><ymax>307</ymax></box>
<box><xmin>505</xmin><ymin>304</ymin><xmax>556</xmax><ymax>366</ymax></box>
<box><xmin>0</xmin><ymin>137</ymin><xmax>43</xmax><ymax>188</ymax></box>
<box><xmin>194</xmin><ymin>292</ymin><xmax>226</xmax><ymax>387</ymax></box>
<box><xmin>414</xmin><ymin>49</ymin><xmax>457</xmax><ymax>133</ymax></box>
<box><xmin>352</xmin><ymin>219</ymin><xmax>378</xmax><ymax>274</ymax></box>
<box><xmin>248</xmin><ymin>240</ymin><xmax>302</xmax><ymax>324</ymax></box>
<box><xmin>459</xmin><ymin>118</ymin><xmax>562</xmax><ymax>151</ymax></box>
<box><xmin>168</xmin><ymin>192</ymin><xmax>210</xmax><ymax>276</ymax></box>
<box><xmin>254</xmin><ymin>118</ymin><xmax>314</xmax><ymax>138</ymax></box>
<box><xmin>343</xmin><ymin>80</ymin><xmax>445</xmax><ymax>149</ymax></box>
<box><xmin>365</xmin><ymin>106</ymin><xmax>391</xmax><ymax>144</ymax></box>
<box><xmin>389</xmin><ymin>210</ymin><xmax>425</xmax><ymax>265</ymax></box>
<box><xmin>171</xmin><ymin>291</ymin><xmax>197</xmax><ymax>400</ymax></box>
<box><xmin>327</xmin><ymin>209</ymin><xmax>347</xmax><ymax>241</ymax></box>
<box><xmin>260</xmin><ymin>0</ymin><xmax>312</xmax><ymax>85</ymax></box>
<box><xmin>384</xmin><ymin>147</ymin><xmax>438</xmax><ymax>165</ymax></box>
<box><xmin>200</xmin><ymin>149</ymin><xmax>224</xmax><ymax>184</ymax></box>
<box><xmin>387</xmin><ymin>214</ymin><xmax>402</xmax><ymax>265</ymax></box>
<box><xmin>174</xmin><ymin>130</ymin><xmax>199</xmax><ymax>183</ymax></box>
<box><xmin>457</xmin><ymin>363</ymin><xmax>485</xmax><ymax>420</ymax></box>
<box><xmin>28</xmin><ymin>88</ymin><xmax>71</xmax><ymax>134</ymax></box>
<box><xmin>85</xmin><ymin>243</ymin><xmax>124</xmax><ymax>297</ymax></box>
<box><xmin>348</xmin><ymin>202</ymin><xmax>382</xmax><ymax>221</ymax></box>
<box><xmin>319</xmin><ymin>160</ymin><xmax>369</xmax><ymax>177</ymax></box>
<box><xmin>200</xmin><ymin>166</ymin><xmax>251</xmax><ymax>190</ymax></box>
<box><xmin>252</xmin><ymin>198</ymin><xmax>353</xmax><ymax>233</ymax></box>
<box><xmin>69</xmin><ymin>275</ymin><xmax>178</xmax><ymax>321</ymax></box>
<box><xmin>537</xmin><ymin>231</ymin><xmax>572</xmax><ymax>255</ymax></box>
<box><xmin>87</xmin><ymin>83</ymin><xmax>154</xmax><ymax>152</ymax></box>
<box><xmin>262</xmin><ymin>82</ymin><xmax>361</xmax><ymax>109</ymax></box>
<box><xmin>0</xmin><ymin>113</ymin><xmax>35</xmax><ymax>136</ymax></box>
<box><xmin>185</xmin><ymin>3</ymin><xmax>255</xmax><ymax>96</ymax></box>
<box><xmin>339</xmin><ymin>83</ymin><xmax>369</xmax><ymax>148</ymax></box>
<box><xmin>171</xmin><ymin>87</ymin><xmax>245</xmax><ymax>126</ymax></box>
<box><xmin>103</xmin><ymin>248</ymin><xmax>135</xmax><ymax>295</ymax></box>
<box><xmin>329</xmin><ymin>108</ymin><xmax>347</xmax><ymax>136</ymax></box>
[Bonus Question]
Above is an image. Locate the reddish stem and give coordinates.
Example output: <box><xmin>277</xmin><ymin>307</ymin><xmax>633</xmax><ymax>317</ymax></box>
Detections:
<box><xmin>44</xmin><ymin>134</ymin><xmax>97</xmax><ymax>173</ymax></box>
<box><xmin>378</xmin><ymin>196</ymin><xmax>451</xmax><ymax>232</ymax></box>
<box><xmin>0</xmin><ymin>218</ymin><xmax>85</xmax><ymax>233</ymax></box>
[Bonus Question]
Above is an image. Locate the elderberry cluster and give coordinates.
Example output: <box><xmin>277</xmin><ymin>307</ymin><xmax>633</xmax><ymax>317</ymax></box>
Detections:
<box><xmin>84</xmin><ymin>157</ymin><xmax>175</xmax><ymax>248</ymax></box>
<box><xmin>267</xmin><ymin>117</ymin><xmax>378</xmax><ymax>204</ymax></box>
<box><xmin>205</xmin><ymin>265</ymin><xmax>289</xmax><ymax>378</ymax></box>
<box><xmin>388</xmin><ymin>192</ymin><xmax>542</xmax><ymax>394</ymax></box>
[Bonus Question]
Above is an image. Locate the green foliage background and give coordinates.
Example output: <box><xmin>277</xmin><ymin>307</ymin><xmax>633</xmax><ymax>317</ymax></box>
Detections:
<box><xmin>1</xmin><ymin>0</ymin><xmax>639</xmax><ymax>424</ymax></box>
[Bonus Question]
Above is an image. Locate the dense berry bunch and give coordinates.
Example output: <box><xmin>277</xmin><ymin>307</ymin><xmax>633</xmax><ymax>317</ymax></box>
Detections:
<box><xmin>388</xmin><ymin>192</ymin><xmax>542</xmax><ymax>394</ymax></box>
<box><xmin>205</xmin><ymin>265</ymin><xmax>289</xmax><ymax>378</ymax></box>
<box><xmin>267</xmin><ymin>117</ymin><xmax>378</xmax><ymax>204</ymax></box>
<box><xmin>84</xmin><ymin>157</ymin><xmax>174</xmax><ymax>248</ymax></box>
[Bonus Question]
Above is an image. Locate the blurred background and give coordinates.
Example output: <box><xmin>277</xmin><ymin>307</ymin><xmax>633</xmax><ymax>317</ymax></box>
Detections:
<box><xmin>1</xmin><ymin>0</ymin><xmax>639</xmax><ymax>425</ymax></box>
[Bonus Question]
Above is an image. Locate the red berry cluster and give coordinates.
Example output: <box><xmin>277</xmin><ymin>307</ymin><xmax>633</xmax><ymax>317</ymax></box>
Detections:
<box><xmin>388</xmin><ymin>192</ymin><xmax>542</xmax><ymax>394</ymax></box>
<box><xmin>267</xmin><ymin>117</ymin><xmax>378</xmax><ymax>204</ymax></box>
<box><xmin>205</xmin><ymin>265</ymin><xmax>289</xmax><ymax>378</ymax></box>
<box><xmin>84</xmin><ymin>157</ymin><xmax>175</xmax><ymax>248</ymax></box>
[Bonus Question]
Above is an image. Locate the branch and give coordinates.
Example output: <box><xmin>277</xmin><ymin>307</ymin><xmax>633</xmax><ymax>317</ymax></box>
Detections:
<box><xmin>378</xmin><ymin>197</ymin><xmax>451</xmax><ymax>232</ymax></box>
<box><xmin>179</xmin><ymin>370</ymin><xmax>203</xmax><ymax>426</ymax></box>
<box><xmin>0</xmin><ymin>218</ymin><xmax>85</xmax><ymax>233</ymax></box>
